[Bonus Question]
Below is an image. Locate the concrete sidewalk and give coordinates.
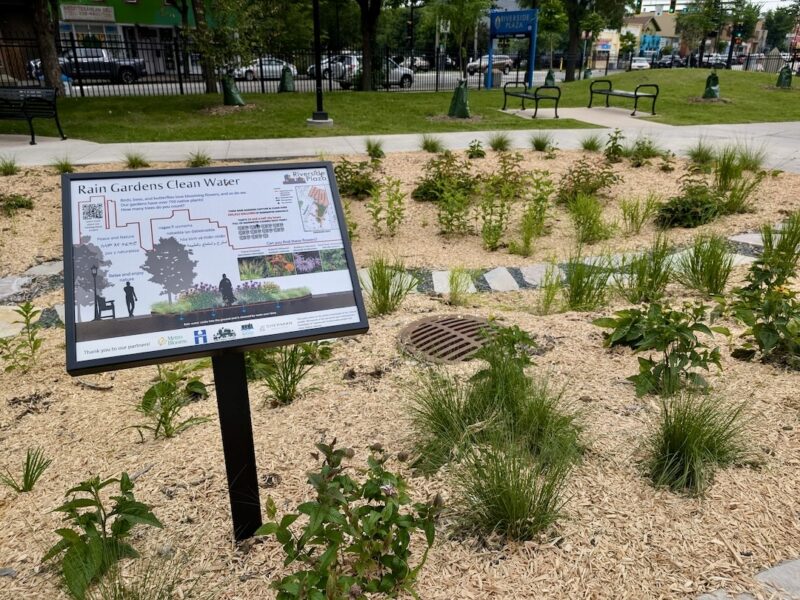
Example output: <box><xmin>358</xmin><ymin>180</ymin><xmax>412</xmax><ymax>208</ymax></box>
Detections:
<box><xmin>1</xmin><ymin>109</ymin><xmax>798</xmax><ymax>173</ymax></box>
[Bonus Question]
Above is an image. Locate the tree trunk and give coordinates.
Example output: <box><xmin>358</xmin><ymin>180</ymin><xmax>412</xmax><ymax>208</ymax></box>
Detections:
<box><xmin>357</xmin><ymin>0</ymin><xmax>382</xmax><ymax>92</ymax></box>
<box><xmin>565</xmin><ymin>18</ymin><xmax>580</xmax><ymax>82</ymax></box>
<box><xmin>32</xmin><ymin>0</ymin><xmax>64</xmax><ymax>95</ymax></box>
<box><xmin>460</xmin><ymin>32</ymin><xmax>468</xmax><ymax>78</ymax></box>
<box><xmin>191</xmin><ymin>0</ymin><xmax>217</xmax><ymax>94</ymax></box>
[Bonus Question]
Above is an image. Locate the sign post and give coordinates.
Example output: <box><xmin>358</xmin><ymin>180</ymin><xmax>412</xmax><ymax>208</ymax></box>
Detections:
<box><xmin>62</xmin><ymin>162</ymin><xmax>368</xmax><ymax>540</ymax></box>
<box><xmin>488</xmin><ymin>9</ymin><xmax>538</xmax><ymax>88</ymax></box>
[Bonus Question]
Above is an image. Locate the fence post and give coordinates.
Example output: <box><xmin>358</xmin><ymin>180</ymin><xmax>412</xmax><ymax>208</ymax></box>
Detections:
<box><xmin>326</xmin><ymin>48</ymin><xmax>332</xmax><ymax>91</ymax></box>
<box><xmin>174</xmin><ymin>36</ymin><xmax>184</xmax><ymax>95</ymax></box>
<box><xmin>259</xmin><ymin>50</ymin><xmax>266</xmax><ymax>93</ymax></box>
<box><xmin>435</xmin><ymin>47</ymin><xmax>439</xmax><ymax>92</ymax></box>
<box><xmin>385</xmin><ymin>46</ymin><xmax>389</xmax><ymax>90</ymax></box>
<box><xmin>68</xmin><ymin>32</ymin><xmax>85</xmax><ymax>98</ymax></box>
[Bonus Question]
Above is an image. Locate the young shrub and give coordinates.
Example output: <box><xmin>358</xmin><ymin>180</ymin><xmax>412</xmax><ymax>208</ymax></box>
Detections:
<box><xmin>563</xmin><ymin>253</ymin><xmax>612</xmax><ymax>311</ymax></box>
<box><xmin>0</xmin><ymin>193</ymin><xmax>34</xmax><ymax>218</ymax></box>
<box><xmin>579</xmin><ymin>133</ymin><xmax>603</xmax><ymax>152</ymax></box>
<box><xmin>478</xmin><ymin>178</ymin><xmax>513</xmax><ymax>251</ymax></box>
<box><xmin>334</xmin><ymin>158</ymin><xmax>380</xmax><ymax>199</ymax></box>
<box><xmin>568</xmin><ymin>194</ymin><xmax>615</xmax><ymax>245</ymax></box>
<box><xmin>362</xmin><ymin>255</ymin><xmax>418</xmax><ymax>316</ymax></box>
<box><xmin>655</xmin><ymin>177</ymin><xmax>720</xmax><ymax>229</ymax></box>
<box><xmin>713</xmin><ymin>145</ymin><xmax>744</xmax><ymax>193</ymax></box>
<box><xmin>367</xmin><ymin>176</ymin><xmax>405</xmax><ymax>237</ymax></box>
<box><xmin>343</xmin><ymin>198</ymin><xmax>358</xmax><ymax>241</ymax></box>
<box><xmin>686</xmin><ymin>138</ymin><xmax>715</xmax><ymax>171</ymax></box>
<box><xmin>737</xmin><ymin>143</ymin><xmax>766</xmax><ymax>172</ymax></box>
<box><xmin>488</xmin><ymin>131</ymin><xmax>512</xmax><ymax>152</ymax></box>
<box><xmin>0</xmin><ymin>155</ymin><xmax>19</xmax><ymax>176</ymax></box>
<box><xmin>43</xmin><ymin>473</ymin><xmax>162</xmax><ymax>600</ymax></box>
<box><xmin>262</xmin><ymin>341</ymin><xmax>331</xmax><ymax>407</ymax></box>
<box><xmin>436</xmin><ymin>183</ymin><xmax>472</xmax><ymax>234</ymax></box>
<box><xmin>0</xmin><ymin>302</ymin><xmax>42</xmax><ymax>373</ymax></box>
<box><xmin>448</xmin><ymin>267</ymin><xmax>473</xmax><ymax>306</ymax></box>
<box><xmin>52</xmin><ymin>156</ymin><xmax>75</xmax><ymax>174</ymax></box>
<box><xmin>646</xmin><ymin>394</ymin><xmax>746</xmax><ymax>495</ymax></box>
<box><xmin>659</xmin><ymin>152</ymin><xmax>676</xmax><ymax>172</ymax></box>
<box><xmin>186</xmin><ymin>150</ymin><xmax>211</xmax><ymax>168</ymax></box>
<box><xmin>466</xmin><ymin>139</ymin><xmax>486</xmax><ymax>159</ymax></box>
<box><xmin>594</xmin><ymin>302</ymin><xmax>728</xmax><ymax>396</ymax></box>
<box><xmin>621</xmin><ymin>193</ymin><xmax>660</xmax><ymax>236</ymax></box>
<box><xmin>452</xmin><ymin>437</ymin><xmax>571</xmax><ymax>540</ymax></box>
<box><xmin>530</xmin><ymin>132</ymin><xmax>552</xmax><ymax>152</ymax></box>
<box><xmin>627</xmin><ymin>136</ymin><xmax>663</xmax><ymax>168</ymax></box>
<box><xmin>124</xmin><ymin>152</ymin><xmax>150</xmax><ymax>170</ymax></box>
<box><xmin>676</xmin><ymin>234</ymin><xmax>734</xmax><ymax>296</ymax></box>
<box><xmin>364</xmin><ymin>137</ymin><xmax>385</xmax><ymax>160</ymax></box>
<box><xmin>536</xmin><ymin>262</ymin><xmax>563</xmax><ymax>315</ymax></box>
<box><xmin>412</xmin><ymin>150</ymin><xmax>475</xmax><ymax>201</ymax></box>
<box><xmin>0</xmin><ymin>447</ymin><xmax>51</xmax><ymax>493</ymax></box>
<box><xmin>509</xmin><ymin>170</ymin><xmax>553</xmax><ymax>257</ymax></box>
<box><xmin>603</xmin><ymin>128</ymin><xmax>625</xmax><ymax>163</ymax></box>
<box><xmin>615</xmin><ymin>234</ymin><xmax>673</xmax><ymax>304</ymax></box>
<box><xmin>257</xmin><ymin>441</ymin><xmax>439</xmax><ymax>600</ymax></box>
<box><xmin>420</xmin><ymin>133</ymin><xmax>444</xmax><ymax>153</ymax></box>
<box><xmin>556</xmin><ymin>157</ymin><xmax>620</xmax><ymax>205</ymax></box>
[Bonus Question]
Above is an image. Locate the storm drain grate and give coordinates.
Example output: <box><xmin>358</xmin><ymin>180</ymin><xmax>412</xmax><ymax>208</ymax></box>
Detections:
<box><xmin>398</xmin><ymin>315</ymin><xmax>491</xmax><ymax>364</ymax></box>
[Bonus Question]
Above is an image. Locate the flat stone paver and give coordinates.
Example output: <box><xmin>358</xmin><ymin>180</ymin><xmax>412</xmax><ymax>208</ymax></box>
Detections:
<box><xmin>357</xmin><ymin>269</ymin><xmax>419</xmax><ymax>295</ymax></box>
<box><xmin>483</xmin><ymin>267</ymin><xmax>519</xmax><ymax>292</ymax></box>
<box><xmin>519</xmin><ymin>264</ymin><xmax>561</xmax><ymax>287</ymax></box>
<box><xmin>0</xmin><ymin>276</ymin><xmax>31</xmax><ymax>301</ymax></box>
<box><xmin>54</xmin><ymin>303</ymin><xmax>65</xmax><ymax>324</ymax></box>
<box><xmin>0</xmin><ymin>306</ymin><xmax>24</xmax><ymax>338</ymax></box>
<box><xmin>731</xmin><ymin>254</ymin><xmax>757</xmax><ymax>266</ymax></box>
<box><xmin>431</xmin><ymin>270</ymin><xmax>476</xmax><ymax>295</ymax></box>
<box><xmin>23</xmin><ymin>260</ymin><xmax>63</xmax><ymax>277</ymax></box>
<box><xmin>755</xmin><ymin>559</ymin><xmax>800</xmax><ymax>597</ymax></box>
<box><xmin>697</xmin><ymin>591</ymin><xmax>756</xmax><ymax>600</ymax></box>
<box><xmin>729</xmin><ymin>233</ymin><xmax>765</xmax><ymax>247</ymax></box>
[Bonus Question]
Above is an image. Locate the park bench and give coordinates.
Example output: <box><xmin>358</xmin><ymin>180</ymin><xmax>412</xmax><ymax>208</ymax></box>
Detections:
<box><xmin>95</xmin><ymin>295</ymin><xmax>115</xmax><ymax>320</ymax></box>
<box><xmin>588</xmin><ymin>80</ymin><xmax>659</xmax><ymax>116</ymax></box>
<box><xmin>502</xmin><ymin>82</ymin><xmax>561</xmax><ymax>118</ymax></box>
<box><xmin>0</xmin><ymin>87</ymin><xmax>67</xmax><ymax>145</ymax></box>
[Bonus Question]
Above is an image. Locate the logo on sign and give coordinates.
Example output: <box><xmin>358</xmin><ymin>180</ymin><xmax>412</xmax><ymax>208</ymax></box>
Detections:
<box><xmin>241</xmin><ymin>323</ymin><xmax>255</xmax><ymax>337</ymax></box>
<box><xmin>194</xmin><ymin>329</ymin><xmax>208</xmax><ymax>344</ymax></box>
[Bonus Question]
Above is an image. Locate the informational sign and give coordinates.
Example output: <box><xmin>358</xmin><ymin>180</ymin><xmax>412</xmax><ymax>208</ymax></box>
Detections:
<box><xmin>60</xmin><ymin>4</ymin><xmax>116</xmax><ymax>22</ymax></box>
<box><xmin>490</xmin><ymin>10</ymin><xmax>537</xmax><ymax>39</ymax></box>
<box><xmin>62</xmin><ymin>163</ymin><xmax>368</xmax><ymax>375</ymax></box>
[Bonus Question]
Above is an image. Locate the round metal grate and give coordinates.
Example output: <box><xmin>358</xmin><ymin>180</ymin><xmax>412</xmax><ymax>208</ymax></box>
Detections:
<box><xmin>398</xmin><ymin>315</ymin><xmax>491</xmax><ymax>364</ymax></box>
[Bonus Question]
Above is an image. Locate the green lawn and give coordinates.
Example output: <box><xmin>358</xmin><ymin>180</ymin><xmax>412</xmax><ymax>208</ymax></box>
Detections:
<box><xmin>0</xmin><ymin>69</ymin><xmax>796</xmax><ymax>143</ymax></box>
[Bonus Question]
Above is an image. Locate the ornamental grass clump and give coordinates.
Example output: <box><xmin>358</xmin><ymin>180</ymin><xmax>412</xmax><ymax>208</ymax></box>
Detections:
<box><xmin>647</xmin><ymin>394</ymin><xmax>746</xmax><ymax>495</ymax></box>
<box><xmin>621</xmin><ymin>193</ymin><xmax>660</xmax><ymax>236</ymax></box>
<box><xmin>420</xmin><ymin>133</ymin><xmax>445</xmax><ymax>153</ymax></box>
<box><xmin>362</xmin><ymin>255</ymin><xmax>418</xmax><ymax>316</ymax></box>
<box><xmin>0</xmin><ymin>155</ymin><xmax>19</xmax><ymax>176</ymax></box>
<box><xmin>364</xmin><ymin>137</ymin><xmax>385</xmax><ymax>160</ymax></box>
<box><xmin>686</xmin><ymin>138</ymin><xmax>715</xmax><ymax>172</ymax></box>
<box><xmin>615</xmin><ymin>234</ymin><xmax>673</xmax><ymax>304</ymax></box>
<box><xmin>488</xmin><ymin>131</ymin><xmax>512</xmax><ymax>152</ymax></box>
<box><xmin>579</xmin><ymin>133</ymin><xmax>603</xmax><ymax>152</ymax></box>
<box><xmin>563</xmin><ymin>253</ymin><xmax>612</xmax><ymax>311</ymax></box>
<box><xmin>530</xmin><ymin>132</ymin><xmax>553</xmax><ymax>152</ymax></box>
<box><xmin>676</xmin><ymin>234</ymin><xmax>734</xmax><ymax>296</ymax></box>
<box><xmin>0</xmin><ymin>447</ymin><xmax>51</xmax><ymax>493</ymax></box>
<box><xmin>261</xmin><ymin>341</ymin><xmax>332</xmax><ymax>407</ymax></box>
<box><xmin>568</xmin><ymin>194</ymin><xmax>615</xmax><ymax>244</ymax></box>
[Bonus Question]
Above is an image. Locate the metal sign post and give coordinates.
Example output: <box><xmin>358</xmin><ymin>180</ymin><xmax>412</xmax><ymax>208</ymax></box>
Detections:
<box><xmin>488</xmin><ymin>10</ymin><xmax>538</xmax><ymax>88</ymax></box>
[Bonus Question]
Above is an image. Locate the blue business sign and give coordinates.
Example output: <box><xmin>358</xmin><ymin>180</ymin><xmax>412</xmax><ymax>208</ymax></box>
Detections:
<box><xmin>490</xmin><ymin>10</ymin><xmax>537</xmax><ymax>38</ymax></box>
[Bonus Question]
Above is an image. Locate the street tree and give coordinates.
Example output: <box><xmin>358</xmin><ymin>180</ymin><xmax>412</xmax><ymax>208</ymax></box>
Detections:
<box><xmin>529</xmin><ymin>0</ymin><xmax>568</xmax><ymax>68</ymax></box>
<box><xmin>561</xmin><ymin>0</ymin><xmax>625</xmax><ymax>81</ymax></box>
<box><xmin>73</xmin><ymin>236</ymin><xmax>112</xmax><ymax>323</ymax></box>
<box><xmin>32</xmin><ymin>0</ymin><xmax>63</xmax><ymax>95</ymax></box>
<box><xmin>431</xmin><ymin>0</ymin><xmax>492</xmax><ymax>77</ymax></box>
<box><xmin>141</xmin><ymin>237</ymin><xmax>198</xmax><ymax>305</ymax></box>
<box><xmin>764</xmin><ymin>7</ymin><xmax>796</xmax><ymax>49</ymax></box>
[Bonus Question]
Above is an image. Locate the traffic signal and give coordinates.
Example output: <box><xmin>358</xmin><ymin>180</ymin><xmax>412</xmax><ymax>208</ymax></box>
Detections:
<box><xmin>669</xmin><ymin>0</ymin><xmax>676</xmax><ymax>12</ymax></box>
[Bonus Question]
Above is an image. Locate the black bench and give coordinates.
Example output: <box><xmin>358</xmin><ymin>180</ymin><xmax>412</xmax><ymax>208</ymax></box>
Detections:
<box><xmin>588</xmin><ymin>80</ymin><xmax>659</xmax><ymax>116</ymax></box>
<box><xmin>0</xmin><ymin>87</ymin><xmax>67</xmax><ymax>145</ymax></box>
<box><xmin>502</xmin><ymin>82</ymin><xmax>561</xmax><ymax>118</ymax></box>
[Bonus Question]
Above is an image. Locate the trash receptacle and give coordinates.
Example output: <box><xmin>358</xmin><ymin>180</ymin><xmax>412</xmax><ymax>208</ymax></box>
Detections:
<box><xmin>483</xmin><ymin>68</ymin><xmax>504</xmax><ymax>89</ymax></box>
<box><xmin>278</xmin><ymin>66</ymin><xmax>295</xmax><ymax>93</ymax></box>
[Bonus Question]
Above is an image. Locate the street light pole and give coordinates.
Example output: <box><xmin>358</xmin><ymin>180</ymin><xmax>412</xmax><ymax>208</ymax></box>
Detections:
<box><xmin>91</xmin><ymin>264</ymin><xmax>99</xmax><ymax>320</ymax></box>
<box><xmin>308</xmin><ymin>0</ymin><xmax>332</xmax><ymax>126</ymax></box>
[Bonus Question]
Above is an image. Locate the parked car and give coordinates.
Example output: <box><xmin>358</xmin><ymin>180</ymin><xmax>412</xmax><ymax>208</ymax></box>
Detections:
<box><xmin>399</xmin><ymin>56</ymin><xmax>430</xmax><ymax>71</ymax></box>
<box><xmin>28</xmin><ymin>47</ymin><xmax>146</xmax><ymax>84</ymax></box>
<box><xmin>655</xmin><ymin>55</ymin><xmax>685</xmax><ymax>68</ymax></box>
<box><xmin>234</xmin><ymin>57</ymin><xmax>297</xmax><ymax>80</ymax></box>
<box><xmin>337</xmin><ymin>58</ymin><xmax>413</xmax><ymax>89</ymax></box>
<box><xmin>631</xmin><ymin>57</ymin><xmax>651</xmax><ymax>70</ymax></box>
<box><xmin>307</xmin><ymin>54</ymin><xmax>359</xmax><ymax>79</ymax></box>
<box><xmin>466</xmin><ymin>54</ymin><xmax>512</xmax><ymax>75</ymax></box>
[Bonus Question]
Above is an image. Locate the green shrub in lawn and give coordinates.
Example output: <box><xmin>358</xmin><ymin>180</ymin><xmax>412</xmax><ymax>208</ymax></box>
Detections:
<box><xmin>0</xmin><ymin>447</ymin><xmax>51</xmax><ymax>493</ymax></box>
<box><xmin>364</xmin><ymin>137</ymin><xmax>385</xmax><ymax>160</ymax></box>
<box><xmin>686</xmin><ymin>138</ymin><xmax>715</xmax><ymax>172</ymax></box>
<box><xmin>362</xmin><ymin>255</ymin><xmax>418</xmax><ymax>316</ymax></box>
<box><xmin>124</xmin><ymin>152</ymin><xmax>150</xmax><ymax>170</ymax></box>
<box><xmin>0</xmin><ymin>193</ymin><xmax>34</xmax><ymax>217</ymax></box>
<box><xmin>579</xmin><ymin>133</ymin><xmax>603</xmax><ymax>152</ymax></box>
<box><xmin>563</xmin><ymin>253</ymin><xmax>612</xmax><ymax>311</ymax></box>
<box><xmin>615</xmin><ymin>234</ymin><xmax>673</xmax><ymax>303</ymax></box>
<box><xmin>568</xmin><ymin>194</ymin><xmax>615</xmax><ymax>245</ymax></box>
<box><xmin>621</xmin><ymin>193</ymin><xmax>660</xmax><ymax>236</ymax></box>
<box><xmin>509</xmin><ymin>170</ymin><xmax>553</xmax><ymax>257</ymax></box>
<box><xmin>334</xmin><ymin>157</ymin><xmax>380</xmax><ymax>199</ymax></box>
<box><xmin>676</xmin><ymin>234</ymin><xmax>734</xmax><ymax>296</ymax></box>
<box><xmin>531</xmin><ymin>132</ymin><xmax>552</xmax><ymax>152</ymax></box>
<box><xmin>556</xmin><ymin>157</ymin><xmax>620</xmax><ymax>205</ymax></box>
<box><xmin>0</xmin><ymin>155</ymin><xmax>19</xmax><ymax>176</ymax></box>
<box><xmin>594</xmin><ymin>302</ymin><xmax>728</xmax><ymax>396</ymax></box>
<box><xmin>655</xmin><ymin>177</ymin><xmax>720</xmax><ymax>229</ymax></box>
<box><xmin>412</xmin><ymin>150</ymin><xmax>476</xmax><ymax>202</ymax></box>
<box><xmin>489</xmin><ymin>131</ymin><xmax>512</xmax><ymax>152</ymax></box>
<box><xmin>420</xmin><ymin>133</ymin><xmax>444</xmax><ymax>153</ymax></box>
<box><xmin>647</xmin><ymin>393</ymin><xmax>746</xmax><ymax>495</ymax></box>
<box><xmin>466</xmin><ymin>139</ymin><xmax>486</xmax><ymax>159</ymax></box>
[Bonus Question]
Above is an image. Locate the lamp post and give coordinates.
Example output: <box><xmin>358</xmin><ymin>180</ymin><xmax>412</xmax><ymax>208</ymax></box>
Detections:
<box><xmin>308</xmin><ymin>0</ymin><xmax>333</xmax><ymax>126</ymax></box>
<box><xmin>91</xmin><ymin>264</ymin><xmax>99</xmax><ymax>320</ymax></box>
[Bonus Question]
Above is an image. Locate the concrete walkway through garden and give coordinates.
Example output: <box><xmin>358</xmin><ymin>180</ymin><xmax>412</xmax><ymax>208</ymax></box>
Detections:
<box><xmin>0</xmin><ymin>112</ymin><xmax>799</xmax><ymax>173</ymax></box>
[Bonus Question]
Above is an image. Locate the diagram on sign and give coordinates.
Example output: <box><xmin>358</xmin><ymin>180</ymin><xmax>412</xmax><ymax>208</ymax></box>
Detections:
<box><xmin>296</xmin><ymin>185</ymin><xmax>337</xmax><ymax>232</ymax></box>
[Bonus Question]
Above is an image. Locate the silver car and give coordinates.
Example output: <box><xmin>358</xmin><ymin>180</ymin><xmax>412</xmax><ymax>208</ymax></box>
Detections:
<box><xmin>307</xmin><ymin>54</ymin><xmax>359</xmax><ymax>79</ymax></box>
<box><xmin>234</xmin><ymin>57</ymin><xmax>297</xmax><ymax>81</ymax></box>
<box><xmin>467</xmin><ymin>54</ymin><xmax>512</xmax><ymax>75</ymax></box>
<box><xmin>337</xmin><ymin>58</ymin><xmax>414</xmax><ymax>89</ymax></box>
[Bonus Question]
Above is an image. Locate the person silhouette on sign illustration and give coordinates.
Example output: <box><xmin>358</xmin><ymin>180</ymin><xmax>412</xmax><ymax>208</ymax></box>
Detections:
<box><xmin>219</xmin><ymin>274</ymin><xmax>236</xmax><ymax>307</ymax></box>
<box><xmin>123</xmin><ymin>282</ymin><xmax>137</xmax><ymax>317</ymax></box>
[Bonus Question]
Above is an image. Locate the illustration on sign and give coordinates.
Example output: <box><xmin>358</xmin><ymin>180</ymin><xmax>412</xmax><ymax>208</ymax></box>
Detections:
<box><xmin>63</xmin><ymin>163</ymin><xmax>367</xmax><ymax>374</ymax></box>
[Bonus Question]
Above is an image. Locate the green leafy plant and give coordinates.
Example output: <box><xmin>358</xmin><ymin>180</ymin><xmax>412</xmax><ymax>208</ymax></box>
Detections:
<box><xmin>594</xmin><ymin>302</ymin><xmax>728</xmax><ymax>396</ymax></box>
<box><xmin>563</xmin><ymin>253</ymin><xmax>612</xmax><ymax>311</ymax></box>
<box><xmin>530</xmin><ymin>132</ymin><xmax>552</xmax><ymax>152</ymax></box>
<box><xmin>53</xmin><ymin>156</ymin><xmax>75</xmax><ymax>174</ymax></box>
<box><xmin>0</xmin><ymin>154</ymin><xmax>19</xmax><ymax>176</ymax></box>
<box><xmin>556</xmin><ymin>157</ymin><xmax>620</xmax><ymax>205</ymax></box>
<box><xmin>420</xmin><ymin>133</ymin><xmax>444</xmax><ymax>153</ymax></box>
<box><xmin>412</xmin><ymin>150</ymin><xmax>475</xmax><ymax>202</ymax></box>
<box><xmin>364</xmin><ymin>137</ymin><xmax>385</xmax><ymax>160</ymax></box>
<box><xmin>718</xmin><ymin>170</ymin><xmax>764</xmax><ymax>215</ymax></box>
<box><xmin>43</xmin><ymin>473</ymin><xmax>163</xmax><ymax>600</ymax></box>
<box><xmin>686</xmin><ymin>138</ymin><xmax>715</xmax><ymax>172</ymax></box>
<box><xmin>509</xmin><ymin>170</ymin><xmax>553</xmax><ymax>257</ymax></box>
<box><xmin>124</xmin><ymin>152</ymin><xmax>150</xmax><ymax>170</ymax></box>
<box><xmin>659</xmin><ymin>152</ymin><xmax>676</xmax><ymax>172</ymax></box>
<box><xmin>466</xmin><ymin>139</ymin><xmax>486</xmax><ymax>159</ymax></box>
<box><xmin>343</xmin><ymin>198</ymin><xmax>359</xmax><ymax>241</ymax></box>
<box><xmin>0</xmin><ymin>447</ymin><xmax>51</xmax><ymax>493</ymax></box>
<box><xmin>362</xmin><ymin>256</ymin><xmax>418</xmax><ymax>316</ymax></box>
<box><xmin>448</xmin><ymin>267</ymin><xmax>473</xmax><ymax>306</ymax></box>
<box><xmin>579</xmin><ymin>133</ymin><xmax>603</xmax><ymax>152</ymax></box>
<box><xmin>647</xmin><ymin>394</ymin><xmax>746</xmax><ymax>495</ymax></box>
<box><xmin>603</xmin><ymin>128</ymin><xmax>625</xmax><ymax>163</ymax></box>
<box><xmin>568</xmin><ymin>194</ymin><xmax>615</xmax><ymax>244</ymax></box>
<box><xmin>256</xmin><ymin>440</ymin><xmax>439</xmax><ymax>600</ymax></box>
<box><xmin>436</xmin><ymin>183</ymin><xmax>472</xmax><ymax>234</ymax></box>
<box><xmin>655</xmin><ymin>176</ymin><xmax>720</xmax><ymax>229</ymax></box>
<box><xmin>624</xmin><ymin>136</ymin><xmax>663</xmax><ymax>167</ymax></box>
<box><xmin>488</xmin><ymin>131</ymin><xmax>512</xmax><ymax>152</ymax></box>
<box><xmin>621</xmin><ymin>193</ymin><xmax>660</xmax><ymax>236</ymax></box>
<box><xmin>676</xmin><ymin>234</ymin><xmax>734</xmax><ymax>296</ymax></box>
<box><xmin>367</xmin><ymin>177</ymin><xmax>405</xmax><ymax>237</ymax></box>
<box><xmin>260</xmin><ymin>341</ymin><xmax>332</xmax><ymax>407</ymax></box>
<box><xmin>536</xmin><ymin>262</ymin><xmax>563</xmax><ymax>315</ymax></box>
<box><xmin>334</xmin><ymin>158</ymin><xmax>380</xmax><ymax>199</ymax></box>
<box><xmin>615</xmin><ymin>234</ymin><xmax>673</xmax><ymax>303</ymax></box>
<box><xmin>0</xmin><ymin>193</ymin><xmax>33</xmax><ymax>217</ymax></box>
<box><xmin>186</xmin><ymin>150</ymin><xmax>211</xmax><ymax>168</ymax></box>
<box><xmin>478</xmin><ymin>179</ymin><xmax>513</xmax><ymax>251</ymax></box>
<box><xmin>0</xmin><ymin>301</ymin><xmax>42</xmax><ymax>373</ymax></box>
